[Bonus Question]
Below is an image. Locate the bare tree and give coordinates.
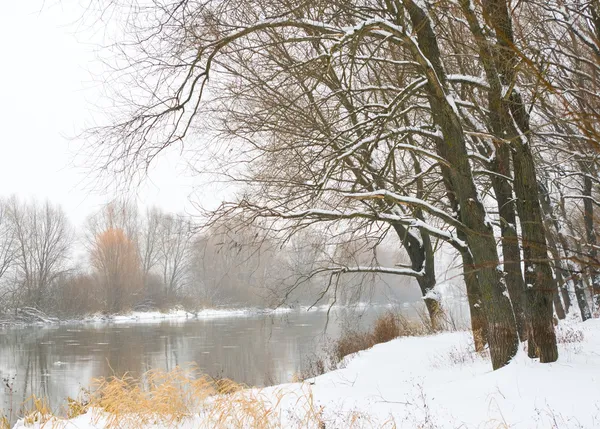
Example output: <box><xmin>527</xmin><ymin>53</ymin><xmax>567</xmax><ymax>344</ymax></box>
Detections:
<box><xmin>6</xmin><ymin>197</ymin><xmax>72</xmax><ymax>309</ymax></box>
<box><xmin>0</xmin><ymin>198</ymin><xmax>17</xmax><ymax>309</ymax></box>
<box><xmin>157</xmin><ymin>213</ymin><xmax>193</xmax><ymax>300</ymax></box>
<box><xmin>138</xmin><ymin>207</ymin><xmax>162</xmax><ymax>292</ymax></box>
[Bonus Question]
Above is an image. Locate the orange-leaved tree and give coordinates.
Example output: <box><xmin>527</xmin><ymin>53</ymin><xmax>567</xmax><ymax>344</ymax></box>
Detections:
<box><xmin>91</xmin><ymin>227</ymin><xmax>142</xmax><ymax>313</ymax></box>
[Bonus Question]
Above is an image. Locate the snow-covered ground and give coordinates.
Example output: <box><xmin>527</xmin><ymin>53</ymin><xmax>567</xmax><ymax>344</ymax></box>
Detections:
<box><xmin>13</xmin><ymin>318</ymin><xmax>600</xmax><ymax>428</ymax></box>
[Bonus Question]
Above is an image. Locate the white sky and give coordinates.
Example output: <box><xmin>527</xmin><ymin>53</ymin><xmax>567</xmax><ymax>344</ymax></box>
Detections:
<box><xmin>0</xmin><ymin>1</ymin><xmax>208</xmax><ymax>228</ymax></box>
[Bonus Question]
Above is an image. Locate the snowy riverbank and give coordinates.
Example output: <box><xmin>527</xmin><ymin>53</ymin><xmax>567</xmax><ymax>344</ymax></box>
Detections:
<box><xmin>0</xmin><ymin>302</ymin><xmax>408</xmax><ymax>328</ymax></box>
<box><xmin>12</xmin><ymin>318</ymin><xmax>600</xmax><ymax>428</ymax></box>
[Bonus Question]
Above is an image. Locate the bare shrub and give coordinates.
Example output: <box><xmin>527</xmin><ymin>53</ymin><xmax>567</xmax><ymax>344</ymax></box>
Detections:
<box><xmin>396</xmin><ymin>313</ymin><xmax>430</xmax><ymax>337</ymax></box>
<box><xmin>334</xmin><ymin>330</ymin><xmax>374</xmax><ymax>362</ymax></box>
<box><xmin>335</xmin><ymin>312</ymin><xmax>428</xmax><ymax>363</ymax></box>
<box><xmin>295</xmin><ymin>312</ymin><xmax>431</xmax><ymax>381</ymax></box>
<box><xmin>372</xmin><ymin>312</ymin><xmax>400</xmax><ymax>344</ymax></box>
<box><xmin>297</xmin><ymin>354</ymin><xmax>327</xmax><ymax>381</ymax></box>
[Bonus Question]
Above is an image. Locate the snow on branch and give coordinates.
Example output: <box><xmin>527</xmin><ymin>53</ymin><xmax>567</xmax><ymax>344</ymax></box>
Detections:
<box><xmin>325</xmin><ymin>265</ymin><xmax>424</xmax><ymax>277</ymax></box>
<box><xmin>343</xmin><ymin>190</ymin><xmax>465</xmax><ymax>230</ymax></box>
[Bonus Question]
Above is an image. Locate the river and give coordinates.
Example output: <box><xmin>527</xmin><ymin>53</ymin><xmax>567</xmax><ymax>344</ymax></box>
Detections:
<box><xmin>0</xmin><ymin>305</ymin><xmax>409</xmax><ymax>422</ymax></box>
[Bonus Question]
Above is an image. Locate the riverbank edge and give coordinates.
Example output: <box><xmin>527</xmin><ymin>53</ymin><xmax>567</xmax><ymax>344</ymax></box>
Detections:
<box><xmin>10</xmin><ymin>317</ymin><xmax>600</xmax><ymax>428</ymax></box>
<box><xmin>0</xmin><ymin>301</ymin><xmax>407</xmax><ymax>329</ymax></box>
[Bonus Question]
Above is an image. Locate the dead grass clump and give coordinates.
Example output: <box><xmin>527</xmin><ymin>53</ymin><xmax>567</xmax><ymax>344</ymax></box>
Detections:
<box><xmin>335</xmin><ymin>312</ymin><xmax>429</xmax><ymax>362</ymax></box>
<box><xmin>89</xmin><ymin>367</ymin><xmax>216</xmax><ymax>427</ymax></box>
<box><xmin>334</xmin><ymin>330</ymin><xmax>374</xmax><ymax>362</ymax></box>
<box><xmin>372</xmin><ymin>312</ymin><xmax>401</xmax><ymax>344</ymax></box>
<box><xmin>85</xmin><ymin>366</ymin><xmax>294</xmax><ymax>429</ymax></box>
<box><xmin>0</xmin><ymin>415</ymin><xmax>9</xmax><ymax>429</ymax></box>
<box><xmin>22</xmin><ymin>395</ymin><xmax>53</xmax><ymax>427</ymax></box>
<box><xmin>66</xmin><ymin>393</ymin><xmax>90</xmax><ymax>419</ymax></box>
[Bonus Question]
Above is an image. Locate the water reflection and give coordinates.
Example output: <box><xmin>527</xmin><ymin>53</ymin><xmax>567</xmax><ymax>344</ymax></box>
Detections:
<box><xmin>0</xmin><ymin>306</ymin><xmax>402</xmax><ymax>422</ymax></box>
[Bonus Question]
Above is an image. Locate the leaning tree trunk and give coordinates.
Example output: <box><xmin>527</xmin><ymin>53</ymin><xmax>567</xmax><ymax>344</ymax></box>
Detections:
<box><xmin>490</xmin><ymin>146</ymin><xmax>529</xmax><ymax>339</ymax></box>
<box><xmin>403</xmin><ymin>0</ymin><xmax>519</xmax><ymax>369</ymax></box>
<box><xmin>421</xmin><ymin>130</ymin><xmax>488</xmax><ymax>345</ymax></box>
<box><xmin>314</xmin><ymin>50</ymin><xmax>447</xmax><ymax>331</ymax></box>
<box><xmin>392</xmin><ymin>223</ymin><xmax>444</xmax><ymax>330</ymax></box>
<box><xmin>510</xmin><ymin>140</ymin><xmax>558</xmax><ymax>361</ymax></box>
<box><xmin>459</xmin><ymin>0</ymin><xmax>529</xmax><ymax>341</ymax></box>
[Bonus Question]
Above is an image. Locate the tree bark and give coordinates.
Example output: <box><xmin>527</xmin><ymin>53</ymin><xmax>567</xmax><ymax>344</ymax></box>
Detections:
<box><xmin>392</xmin><ymin>224</ymin><xmax>444</xmax><ymax>331</ymax></box>
<box><xmin>458</xmin><ymin>0</ymin><xmax>529</xmax><ymax>342</ymax></box>
<box><xmin>574</xmin><ymin>274</ymin><xmax>592</xmax><ymax>321</ymax></box>
<box><xmin>461</xmin><ymin>248</ymin><xmax>488</xmax><ymax>351</ymax></box>
<box><xmin>510</xmin><ymin>141</ymin><xmax>558</xmax><ymax>361</ymax></box>
<box><xmin>490</xmin><ymin>147</ymin><xmax>529</xmax><ymax>339</ymax></box>
<box><xmin>583</xmin><ymin>173</ymin><xmax>600</xmax><ymax>306</ymax></box>
<box><xmin>480</xmin><ymin>0</ymin><xmax>558</xmax><ymax>363</ymax></box>
<box><xmin>403</xmin><ymin>0</ymin><xmax>519</xmax><ymax>369</ymax></box>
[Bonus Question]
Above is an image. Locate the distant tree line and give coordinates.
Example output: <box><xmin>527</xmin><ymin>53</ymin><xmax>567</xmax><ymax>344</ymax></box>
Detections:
<box><xmin>0</xmin><ymin>198</ymin><xmax>412</xmax><ymax>317</ymax></box>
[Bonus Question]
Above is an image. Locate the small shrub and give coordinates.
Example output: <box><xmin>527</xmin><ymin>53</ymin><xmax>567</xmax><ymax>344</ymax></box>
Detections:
<box><xmin>334</xmin><ymin>330</ymin><xmax>374</xmax><ymax>362</ymax></box>
<box><xmin>372</xmin><ymin>312</ymin><xmax>400</xmax><ymax>344</ymax></box>
<box><xmin>333</xmin><ymin>312</ymin><xmax>428</xmax><ymax>362</ymax></box>
<box><xmin>297</xmin><ymin>355</ymin><xmax>327</xmax><ymax>381</ymax></box>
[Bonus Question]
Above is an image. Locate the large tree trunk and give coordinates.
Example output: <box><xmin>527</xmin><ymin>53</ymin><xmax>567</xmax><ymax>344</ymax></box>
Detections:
<box><xmin>479</xmin><ymin>0</ymin><xmax>558</xmax><ymax>363</ymax></box>
<box><xmin>461</xmin><ymin>249</ymin><xmax>488</xmax><ymax>351</ymax></box>
<box><xmin>583</xmin><ymin>173</ymin><xmax>600</xmax><ymax>307</ymax></box>
<box><xmin>403</xmin><ymin>0</ymin><xmax>519</xmax><ymax>369</ymax></box>
<box><xmin>574</xmin><ymin>274</ymin><xmax>593</xmax><ymax>321</ymax></box>
<box><xmin>490</xmin><ymin>147</ymin><xmax>529</xmax><ymax>339</ymax></box>
<box><xmin>510</xmin><ymin>141</ymin><xmax>558</xmax><ymax>362</ymax></box>
<box><xmin>458</xmin><ymin>0</ymin><xmax>529</xmax><ymax>342</ymax></box>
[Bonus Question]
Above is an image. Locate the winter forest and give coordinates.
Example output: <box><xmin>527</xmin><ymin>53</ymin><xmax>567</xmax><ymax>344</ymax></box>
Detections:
<box><xmin>3</xmin><ymin>0</ymin><xmax>600</xmax><ymax>427</ymax></box>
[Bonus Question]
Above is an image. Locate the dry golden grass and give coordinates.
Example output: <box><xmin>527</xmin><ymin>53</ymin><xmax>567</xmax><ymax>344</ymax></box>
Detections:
<box><xmin>32</xmin><ymin>366</ymin><xmax>326</xmax><ymax>429</ymax></box>
<box><xmin>85</xmin><ymin>367</ymin><xmax>250</xmax><ymax>428</ymax></box>
<box><xmin>8</xmin><ymin>367</ymin><xmax>403</xmax><ymax>428</ymax></box>
<box><xmin>0</xmin><ymin>415</ymin><xmax>9</xmax><ymax>429</ymax></box>
<box><xmin>22</xmin><ymin>395</ymin><xmax>53</xmax><ymax>427</ymax></box>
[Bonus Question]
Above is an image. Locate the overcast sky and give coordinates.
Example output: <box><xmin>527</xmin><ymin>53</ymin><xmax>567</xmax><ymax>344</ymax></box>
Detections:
<box><xmin>0</xmin><ymin>1</ymin><xmax>209</xmax><ymax>228</ymax></box>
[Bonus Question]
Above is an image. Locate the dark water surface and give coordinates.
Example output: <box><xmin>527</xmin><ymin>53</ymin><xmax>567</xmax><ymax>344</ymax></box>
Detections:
<box><xmin>0</xmin><ymin>306</ymin><xmax>401</xmax><ymax>420</ymax></box>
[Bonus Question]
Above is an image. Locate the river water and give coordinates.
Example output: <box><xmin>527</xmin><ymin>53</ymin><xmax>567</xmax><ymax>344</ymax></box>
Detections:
<box><xmin>0</xmin><ymin>305</ymin><xmax>406</xmax><ymax>421</ymax></box>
